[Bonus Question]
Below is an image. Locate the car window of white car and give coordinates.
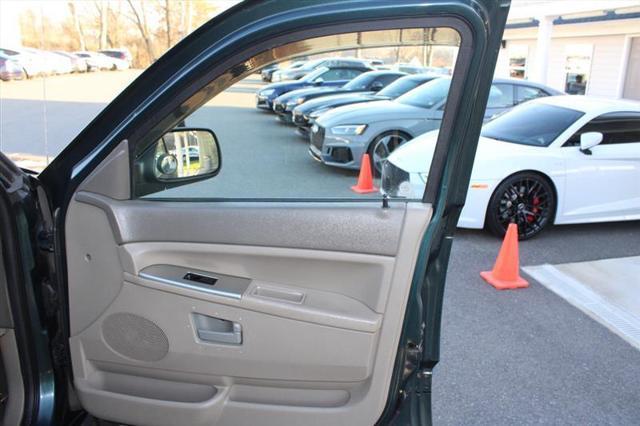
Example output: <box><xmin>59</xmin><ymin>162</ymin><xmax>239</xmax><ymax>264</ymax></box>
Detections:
<box><xmin>564</xmin><ymin>113</ymin><xmax>640</xmax><ymax>146</ymax></box>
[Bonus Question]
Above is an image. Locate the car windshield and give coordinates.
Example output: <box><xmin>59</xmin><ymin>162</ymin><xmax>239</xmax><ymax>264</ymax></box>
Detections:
<box><xmin>481</xmin><ymin>103</ymin><xmax>584</xmax><ymax>146</ymax></box>
<box><xmin>342</xmin><ymin>73</ymin><xmax>376</xmax><ymax>90</ymax></box>
<box><xmin>301</xmin><ymin>66</ymin><xmax>329</xmax><ymax>82</ymax></box>
<box><xmin>377</xmin><ymin>77</ymin><xmax>429</xmax><ymax>98</ymax></box>
<box><xmin>298</xmin><ymin>58</ymin><xmax>325</xmax><ymax>71</ymax></box>
<box><xmin>396</xmin><ymin>77</ymin><xmax>451</xmax><ymax>108</ymax></box>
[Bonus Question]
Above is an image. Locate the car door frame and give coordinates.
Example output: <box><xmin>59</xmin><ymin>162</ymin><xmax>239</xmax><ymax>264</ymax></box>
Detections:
<box><xmin>558</xmin><ymin>111</ymin><xmax>640</xmax><ymax>222</ymax></box>
<box><xmin>23</xmin><ymin>1</ymin><xmax>510</xmax><ymax>424</ymax></box>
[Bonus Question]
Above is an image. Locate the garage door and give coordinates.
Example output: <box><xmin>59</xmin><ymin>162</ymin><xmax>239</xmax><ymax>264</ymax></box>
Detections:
<box><xmin>623</xmin><ymin>37</ymin><xmax>640</xmax><ymax>101</ymax></box>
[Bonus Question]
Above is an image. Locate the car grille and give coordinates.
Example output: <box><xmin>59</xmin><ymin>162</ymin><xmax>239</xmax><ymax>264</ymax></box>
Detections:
<box><xmin>273</xmin><ymin>103</ymin><xmax>285</xmax><ymax>113</ymax></box>
<box><xmin>310</xmin><ymin>125</ymin><xmax>325</xmax><ymax>150</ymax></box>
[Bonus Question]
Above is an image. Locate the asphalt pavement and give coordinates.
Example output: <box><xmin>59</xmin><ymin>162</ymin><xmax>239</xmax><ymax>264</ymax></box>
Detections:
<box><xmin>2</xmin><ymin>71</ymin><xmax>640</xmax><ymax>425</ymax></box>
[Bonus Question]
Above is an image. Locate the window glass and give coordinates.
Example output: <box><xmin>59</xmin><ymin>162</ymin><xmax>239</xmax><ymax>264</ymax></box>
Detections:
<box><xmin>377</xmin><ymin>77</ymin><xmax>426</xmax><ymax>98</ymax></box>
<box><xmin>564</xmin><ymin>44</ymin><xmax>592</xmax><ymax>95</ymax></box>
<box><xmin>566</xmin><ymin>116</ymin><xmax>640</xmax><ymax>146</ymax></box>
<box><xmin>481</xmin><ymin>103</ymin><xmax>584</xmax><ymax>147</ymax></box>
<box><xmin>515</xmin><ymin>86</ymin><xmax>546</xmax><ymax>104</ymax></box>
<box><xmin>487</xmin><ymin>84</ymin><xmax>513</xmax><ymax>108</ymax></box>
<box><xmin>396</xmin><ymin>77</ymin><xmax>451</xmax><ymax>109</ymax></box>
<box><xmin>343</xmin><ymin>73</ymin><xmax>377</xmax><ymax>90</ymax></box>
<box><xmin>301</xmin><ymin>67</ymin><xmax>329</xmax><ymax>82</ymax></box>
<box><xmin>134</xmin><ymin>27</ymin><xmax>461</xmax><ymax>200</ymax></box>
<box><xmin>376</xmin><ymin>74</ymin><xmax>403</xmax><ymax>86</ymax></box>
<box><xmin>508</xmin><ymin>44</ymin><xmax>528</xmax><ymax>79</ymax></box>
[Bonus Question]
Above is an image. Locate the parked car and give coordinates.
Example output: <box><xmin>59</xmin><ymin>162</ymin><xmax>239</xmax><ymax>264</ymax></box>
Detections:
<box><xmin>273</xmin><ymin>57</ymin><xmax>369</xmax><ymax>81</ymax></box>
<box><xmin>42</xmin><ymin>50</ymin><xmax>74</xmax><ymax>74</ymax></box>
<box><xmin>99</xmin><ymin>49</ymin><xmax>132</xmax><ymax>69</ymax></box>
<box><xmin>393</xmin><ymin>63</ymin><xmax>430</xmax><ymax>74</ymax></box>
<box><xmin>54</xmin><ymin>51</ymin><xmax>88</xmax><ymax>73</ymax></box>
<box><xmin>100</xmin><ymin>49</ymin><xmax>132</xmax><ymax>64</ymax></box>
<box><xmin>270</xmin><ymin>60</ymin><xmax>306</xmax><ymax>82</ymax></box>
<box><xmin>0</xmin><ymin>1</ymin><xmax>509</xmax><ymax>425</ymax></box>
<box><xmin>0</xmin><ymin>47</ymin><xmax>45</xmax><ymax>77</ymax></box>
<box><xmin>260</xmin><ymin>63</ymin><xmax>279</xmax><ymax>81</ymax></box>
<box><xmin>272</xmin><ymin>70</ymin><xmax>405</xmax><ymax>122</ymax></box>
<box><xmin>256</xmin><ymin>64</ymin><xmax>372</xmax><ymax>110</ymax></box>
<box><xmin>74</xmin><ymin>51</ymin><xmax>112</xmax><ymax>71</ymax></box>
<box><xmin>18</xmin><ymin>48</ymin><xmax>59</xmax><ymax>75</ymax></box>
<box><xmin>382</xmin><ymin>96</ymin><xmax>640</xmax><ymax>239</ymax></box>
<box><xmin>0</xmin><ymin>52</ymin><xmax>25</xmax><ymax>81</ymax></box>
<box><xmin>293</xmin><ymin>73</ymin><xmax>441</xmax><ymax>134</ymax></box>
<box><xmin>311</xmin><ymin>77</ymin><xmax>563</xmax><ymax>171</ymax></box>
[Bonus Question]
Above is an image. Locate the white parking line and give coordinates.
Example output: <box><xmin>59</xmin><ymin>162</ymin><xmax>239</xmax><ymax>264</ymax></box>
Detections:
<box><xmin>523</xmin><ymin>256</ymin><xmax>640</xmax><ymax>351</ymax></box>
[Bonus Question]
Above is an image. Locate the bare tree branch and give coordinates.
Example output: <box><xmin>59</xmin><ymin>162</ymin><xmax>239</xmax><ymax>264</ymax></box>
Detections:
<box><xmin>126</xmin><ymin>0</ymin><xmax>156</xmax><ymax>61</ymax></box>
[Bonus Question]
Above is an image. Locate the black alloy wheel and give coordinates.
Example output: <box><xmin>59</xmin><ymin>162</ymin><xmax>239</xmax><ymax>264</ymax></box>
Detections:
<box><xmin>486</xmin><ymin>172</ymin><xmax>556</xmax><ymax>240</ymax></box>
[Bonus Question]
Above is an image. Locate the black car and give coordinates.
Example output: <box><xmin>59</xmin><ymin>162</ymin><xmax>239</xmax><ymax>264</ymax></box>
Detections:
<box><xmin>0</xmin><ymin>1</ymin><xmax>508</xmax><ymax>425</ymax></box>
<box><xmin>256</xmin><ymin>64</ymin><xmax>372</xmax><ymax>110</ymax></box>
<box><xmin>271</xmin><ymin>70</ymin><xmax>406</xmax><ymax>123</ymax></box>
<box><xmin>292</xmin><ymin>73</ymin><xmax>441</xmax><ymax>134</ymax></box>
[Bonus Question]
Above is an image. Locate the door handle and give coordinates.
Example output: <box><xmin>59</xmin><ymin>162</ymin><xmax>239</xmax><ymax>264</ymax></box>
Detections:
<box><xmin>193</xmin><ymin>313</ymin><xmax>242</xmax><ymax>345</ymax></box>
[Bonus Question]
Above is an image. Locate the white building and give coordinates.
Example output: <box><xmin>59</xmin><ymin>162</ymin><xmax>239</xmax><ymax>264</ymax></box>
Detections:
<box><xmin>496</xmin><ymin>0</ymin><xmax>640</xmax><ymax>100</ymax></box>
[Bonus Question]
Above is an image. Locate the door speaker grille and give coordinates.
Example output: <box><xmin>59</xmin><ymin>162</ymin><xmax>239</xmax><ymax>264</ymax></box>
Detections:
<box><xmin>102</xmin><ymin>313</ymin><xmax>169</xmax><ymax>362</ymax></box>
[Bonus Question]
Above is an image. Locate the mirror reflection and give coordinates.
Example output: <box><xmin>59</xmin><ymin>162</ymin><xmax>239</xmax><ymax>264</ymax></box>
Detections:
<box><xmin>153</xmin><ymin>129</ymin><xmax>220</xmax><ymax>180</ymax></box>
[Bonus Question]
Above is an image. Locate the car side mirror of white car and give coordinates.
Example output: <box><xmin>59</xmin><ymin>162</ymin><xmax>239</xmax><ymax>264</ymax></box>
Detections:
<box><xmin>580</xmin><ymin>131</ymin><xmax>603</xmax><ymax>155</ymax></box>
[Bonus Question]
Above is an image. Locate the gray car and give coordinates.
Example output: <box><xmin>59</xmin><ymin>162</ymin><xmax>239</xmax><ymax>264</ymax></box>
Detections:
<box><xmin>310</xmin><ymin>77</ymin><xmax>564</xmax><ymax>171</ymax></box>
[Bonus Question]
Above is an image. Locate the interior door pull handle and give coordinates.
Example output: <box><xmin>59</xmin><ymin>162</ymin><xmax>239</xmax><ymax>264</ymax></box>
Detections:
<box><xmin>193</xmin><ymin>313</ymin><xmax>242</xmax><ymax>345</ymax></box>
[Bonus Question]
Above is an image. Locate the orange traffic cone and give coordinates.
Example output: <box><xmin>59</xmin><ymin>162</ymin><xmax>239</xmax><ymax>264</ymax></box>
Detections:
<box><xmin>351</xmin><ymin>154</ymin><xmax>378</xmax><ymax>193</ymax></box>
<box><xmin>480</xmin><ymin>223</ymin><xmax>529</xmax><ymax>290</ymax></box>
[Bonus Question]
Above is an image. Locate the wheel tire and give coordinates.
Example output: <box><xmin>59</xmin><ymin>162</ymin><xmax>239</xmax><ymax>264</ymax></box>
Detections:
<box><xmin>485</xmin><ymin>172</ymin><xmax>556</xmax><ymax>240</ymax></box>
<box><xmin>367</xmin><ymin>131</ymin><xmax>411</xmax><ymax>174</ymax></box>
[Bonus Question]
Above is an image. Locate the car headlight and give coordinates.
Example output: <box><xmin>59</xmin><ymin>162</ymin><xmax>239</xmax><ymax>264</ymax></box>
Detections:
<box><xmin>260</xmin><ymin>89</ymin><xmax>275</xmax><ymax>96</ymax></box>
<box><xmin>309</xmin><ymin>107</ymin><xmax>330</xmax><ymax>118</ymax></box>
<box><xmin>330</xmin><ymin>124</ymin><xmax>367</xmax><ymax>136</ymax></box>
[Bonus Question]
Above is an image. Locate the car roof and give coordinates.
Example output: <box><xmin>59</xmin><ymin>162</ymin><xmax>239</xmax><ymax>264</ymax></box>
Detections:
<box><xmin>491</xmin><ymin>77</ymin><xmax>564</xmax><ymax>93</ymax></box>
<box><xmin>531</xmin><ymin>95</ymin><xmax>640</xmax><ymax>114</ymax></box>
<box><xmin>359</xmin><ymin>70</ymin><xmax>406</xmax><ymax>77</ymax></box>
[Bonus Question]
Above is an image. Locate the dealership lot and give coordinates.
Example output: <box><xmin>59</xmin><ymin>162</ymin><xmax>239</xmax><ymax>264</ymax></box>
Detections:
<box><xmin>2</xmin><ymin>71</ymin><xmax>640</xmax><ymax>424</ymax></box>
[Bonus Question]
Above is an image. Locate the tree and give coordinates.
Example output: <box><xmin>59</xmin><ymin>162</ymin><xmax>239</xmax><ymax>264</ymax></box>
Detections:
<box><xmin>68</xmin><ymin>0</ymin><xmax>87</xmax><ymax>51</ymax></box>
<box><xmin>126</xmin><ymin>0</ymin><xmax>156</xmax><ymax>62</ymax></box>
<box><xmin>94</xmin><ymin>0</ymin><xmax>109</xmax><ymax>50</ymax></box>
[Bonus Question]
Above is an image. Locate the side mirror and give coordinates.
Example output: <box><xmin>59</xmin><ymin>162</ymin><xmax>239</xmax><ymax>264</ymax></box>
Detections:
<box><xmin>580</xmin><ymin>131</ymin><xmax>603</xmax><ymax>155</ymax></box>
<box><xmin>153</xmin><ymin>128</ymin><xmax>221</xmax><ymax>181</ymax></box>
<box><xmin>371</xmin><ymin>81</ymin><xmax>384</xmax><ymax>91</ymax></box>
<box><xmin>313</xmin><ymin>77</ymin><xmax>324</xmax><ymax>85</ymax></box>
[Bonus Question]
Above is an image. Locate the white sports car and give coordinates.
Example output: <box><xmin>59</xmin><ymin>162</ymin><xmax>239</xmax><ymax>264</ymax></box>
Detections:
<box><xmin>382</xmin><ymin>96</ymin><xmax>640</xmax><ymax>239</ymax></box>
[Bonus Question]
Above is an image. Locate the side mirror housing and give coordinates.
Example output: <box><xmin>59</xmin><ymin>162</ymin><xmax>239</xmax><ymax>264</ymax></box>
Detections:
<box><xmin>580</xmin><ymin>131</ymin><xmax>603</xmax><ymax>155</ymax></box>
<box><xmin>313</xmin><ymin>78</ymin><xmax>324</xmax><ymax>85</ymax></box>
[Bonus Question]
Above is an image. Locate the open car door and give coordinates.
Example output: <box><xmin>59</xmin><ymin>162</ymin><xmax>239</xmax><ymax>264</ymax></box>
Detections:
<box><xmin>3</xmin><ymin>1</ymin><xmax>509</xmax><ymax>425</ymax></box>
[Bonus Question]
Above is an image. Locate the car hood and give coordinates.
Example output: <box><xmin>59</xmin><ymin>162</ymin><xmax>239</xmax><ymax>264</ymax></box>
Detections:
<box><xmin>389</xmin><ymin>130</ymin><xmax>539</xmax><ymax>174</ymax></box>
<box><xmin>276</xmin><ymin>86</ymin><xmax>340</xmax><ymax>103</ymax></box>
<box><xmin>260</xmin><ymin>81</ymin><xmax>306</xmax><ymax>94</ymax></box>
<box><xmin>296</xmin><ymin>92</ymin><xmax>378</xmax><ymax>113</ymax></box>
<box><xmin>317</xmin><ymin>100</ymin><xmax>426</xmax><ymax>127</ymax></box>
